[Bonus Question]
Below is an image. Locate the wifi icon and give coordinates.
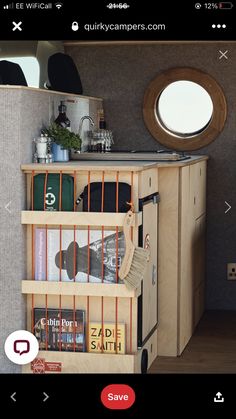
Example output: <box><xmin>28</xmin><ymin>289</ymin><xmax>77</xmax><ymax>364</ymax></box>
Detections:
<box><xmin>55</xmin><ymin>2</ymin><xmax>63</xmax><ymax>9</ymax></box>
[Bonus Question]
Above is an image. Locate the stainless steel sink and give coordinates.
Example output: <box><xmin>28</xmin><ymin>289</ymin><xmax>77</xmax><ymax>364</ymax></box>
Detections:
<box><xmin>70</xmin><ymin>150</ymin><xmax>190</xmax><ymax>161</ymax></box>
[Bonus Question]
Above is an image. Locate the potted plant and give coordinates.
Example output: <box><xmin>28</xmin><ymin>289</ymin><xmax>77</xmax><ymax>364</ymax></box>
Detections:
<box><xmin>44</xmin><ymin>123</ymin><xmax>81</xmax><ymax>162</ymax></box>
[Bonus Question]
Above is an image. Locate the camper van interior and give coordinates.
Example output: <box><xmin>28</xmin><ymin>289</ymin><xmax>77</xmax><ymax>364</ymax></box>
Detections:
<box><xmin>0</xmin><ymin>1</ymin><xmax>235</xmax><ymax>413</ymax></box>
<box><xmin>1</xmin><ymin>38</ymin><xmax>235</xmax><ymax>371</ymax></box>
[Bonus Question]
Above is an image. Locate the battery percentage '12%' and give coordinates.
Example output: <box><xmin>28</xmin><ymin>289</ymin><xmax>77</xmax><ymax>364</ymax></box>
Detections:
<box><xmin>201</xmin><ymin>2</ymin><xmax>234</xmax><ymax>8</ymax></box>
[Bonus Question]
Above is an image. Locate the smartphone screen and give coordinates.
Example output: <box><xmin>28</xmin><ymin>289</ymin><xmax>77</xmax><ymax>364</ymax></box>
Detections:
<box><xmin>0</xmin><ymin>0</ymin><xmax>235</xmax><ymax>414</ymax></box>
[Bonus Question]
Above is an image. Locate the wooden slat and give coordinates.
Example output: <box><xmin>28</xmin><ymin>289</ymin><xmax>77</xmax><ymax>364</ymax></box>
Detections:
<box><xmin>20</xmin><ymin>156</ymin><xmax>208</xmax><ymax>173</ymax></box>
<box><xmin>21</xmin><ymin>211</ymin><xmax>142</xmax><ymax>227</ymax></box>
<box><xmin>0</xmin><ymin>84</ymin><xmax>103</xmax><ymax>101</ymax></box>
<box><xmin>22</xmin><ymin>351</ymin><xmax>136</xmax><ymax>373</ymax></box>
<box><xmin>21</xmin><ymin>162</ymin><xmax>156</xmax><ymax>172</ymax></box>
<box><xmin>22</xmin><ymin>280</ymin><xmax>141</xmax><ymax>298</ymax></box>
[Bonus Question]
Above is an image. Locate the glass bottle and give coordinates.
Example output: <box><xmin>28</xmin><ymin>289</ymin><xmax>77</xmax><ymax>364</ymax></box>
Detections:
<box><xmin>98</xmin><ymin>109</ymin><xmax>106</xmax><ymax>129</ymax></box>
<box><xmin>55</xmin><ymin>100</ymin><xmax>71</xmax><ymax>131</ymax></box>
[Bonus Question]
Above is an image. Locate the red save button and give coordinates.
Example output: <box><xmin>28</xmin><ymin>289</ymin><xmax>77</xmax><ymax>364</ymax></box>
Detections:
<box><xmin>101</xmin><ymin>384</ymin><xmax>135</xmax><ymax>410</ymax></box>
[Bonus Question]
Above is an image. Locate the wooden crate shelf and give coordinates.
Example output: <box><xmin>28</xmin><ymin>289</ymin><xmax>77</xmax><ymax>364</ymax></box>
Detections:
<box><xmin>22</xmin><ymin>280</ymin><xmax>141</xmax><ymax>298</ymax></box>
<box><xmin>21</xmin><ymin>210</ymin><xmax>142</xmax><ymax>227</ymax></box>
<box><xmin>21</xmin><ymin>162</ymin><xmax>161</xmax><ymax>373</ymax></box>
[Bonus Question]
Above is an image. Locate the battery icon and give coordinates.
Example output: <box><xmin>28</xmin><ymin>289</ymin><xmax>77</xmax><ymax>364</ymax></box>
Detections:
<box><xmin>219</xmin><ymin>2</ymin><xmax>234</xmax><ymax>8</ymax></box>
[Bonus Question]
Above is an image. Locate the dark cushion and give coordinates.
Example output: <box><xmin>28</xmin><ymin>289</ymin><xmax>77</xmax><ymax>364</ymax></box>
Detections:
<box><xmin>48</xmin><ymin>53</ymin><xmax>83</xmax><ymax>94</ymax></box>
<box><xmin>0</xmin><ymin>60</ymin><xmax>27</xmax><ymax>86</ymax></box>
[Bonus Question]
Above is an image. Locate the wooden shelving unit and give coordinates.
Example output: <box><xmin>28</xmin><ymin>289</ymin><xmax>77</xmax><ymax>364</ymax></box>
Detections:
<box><xmin>21</xmin><ymin>163</ymin><xmax>159</xmax><ymax>373</ymax></box>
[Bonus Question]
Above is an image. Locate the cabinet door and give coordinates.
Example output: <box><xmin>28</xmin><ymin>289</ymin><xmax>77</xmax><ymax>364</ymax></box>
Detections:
<box><xmin>139</xmin><ymin>168</ymin><xmax>158</xmax><ymax>199</ymax></box>
<box><xmin>141</xmin><ymin>199</ymin><xmax>158</xmax><ymax>343</ymax></box>
<box><xmin>179</xmin><ymin>169</ymin><xmax>206</xmax><ymax>354</ymax></box>
<box><xmin>190</xmin><ymin>161</ymin><xmax>207</xmax><ymax>219</ymax></box>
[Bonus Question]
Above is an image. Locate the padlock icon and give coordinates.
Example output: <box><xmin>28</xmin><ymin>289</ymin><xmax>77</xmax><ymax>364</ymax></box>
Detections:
<box><xmin>71</xmin><ymin>21</ymin><xmax>79</xmax><ymax>31</ymax></box>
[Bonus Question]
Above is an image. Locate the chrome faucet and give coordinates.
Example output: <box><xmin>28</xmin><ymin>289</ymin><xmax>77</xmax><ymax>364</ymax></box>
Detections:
<box><xmin>78</xmin><ymin>116</ymin><xmax>95</xmax><ymax>152</ymax></box>
<box><xmin>78</xmin><ymin>115</ymin><xmax>95</xmax><ymax>137</ymax></box>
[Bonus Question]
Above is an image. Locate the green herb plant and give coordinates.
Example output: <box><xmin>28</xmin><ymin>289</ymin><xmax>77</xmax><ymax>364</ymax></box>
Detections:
<box><xmin>44</xmin><ymin>123</ymin><xmax>81</xmax><ymax>151</ymax></box>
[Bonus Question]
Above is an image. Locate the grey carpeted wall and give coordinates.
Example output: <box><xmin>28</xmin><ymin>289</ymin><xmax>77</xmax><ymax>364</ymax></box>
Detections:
<box><xmin>0</xmin><ymin>87</ymin><xmax>100</xmax><ymax>372</ymax></box>
<box><xmin>65</xmin><ymin>42</ymin><xmax>236</xmax><ymax>311</ymax></box>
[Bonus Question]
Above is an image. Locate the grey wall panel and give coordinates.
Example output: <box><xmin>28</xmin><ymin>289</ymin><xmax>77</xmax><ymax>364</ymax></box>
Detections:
<box><xmin>0</xmin><ymin>89</ymin><xmax>22</xmax><ymax>372</ymax></box>
<box><xmin>0</xmin><ymin>86</ymin><xmax>102</xmax><ymax>372</ymax></box>
<box><xmin>0</xmin><ymin>88</ymin><xmax>52</xmax><ymax>372</ymax></box>
<box><xmin>66</xmin><ymin>42</ymin><xmax>236</xmax><ymax>310</ymax></box>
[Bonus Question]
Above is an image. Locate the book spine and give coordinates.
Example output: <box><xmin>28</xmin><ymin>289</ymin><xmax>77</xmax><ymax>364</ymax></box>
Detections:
<box><xmin>35</xmin><ymin>228</ymin><xmax>46</xmax><ymax>280</ymax></box>
<box><xmin>47</xmin><ymin>229</ymin><xmax>60</xmax><ymax>281</ymax></box>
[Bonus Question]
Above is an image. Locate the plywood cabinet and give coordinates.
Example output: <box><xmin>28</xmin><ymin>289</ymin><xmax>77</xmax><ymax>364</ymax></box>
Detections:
<box><xmin>157</xmin><ymin>158</ymin><xmax>207</xmax><ymax>356</ymax></box>
<box><xmin>20</xmin><ymin>156</ymin><xmax>207</xmax><ymax>371</ymax></box>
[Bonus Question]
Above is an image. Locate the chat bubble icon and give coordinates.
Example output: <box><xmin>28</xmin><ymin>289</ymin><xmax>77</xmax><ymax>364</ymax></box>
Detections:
<box><xmin>13</xmin><ymin>340</ymin><xmax>30</xmax><ymax>356</ymax></box>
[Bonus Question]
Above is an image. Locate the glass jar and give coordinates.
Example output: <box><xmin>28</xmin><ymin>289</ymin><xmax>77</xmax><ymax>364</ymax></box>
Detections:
<box><xmin>34</xmin><ymin>134</ymin><xmax>48</xmax><ymax>158</ymax></box>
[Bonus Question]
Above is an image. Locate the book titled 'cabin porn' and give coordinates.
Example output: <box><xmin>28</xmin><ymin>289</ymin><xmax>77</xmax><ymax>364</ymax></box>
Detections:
<box><xmin>33</xmin><ymin>308</ymin><xmax>86</xmax><ymax>352</ymax></box>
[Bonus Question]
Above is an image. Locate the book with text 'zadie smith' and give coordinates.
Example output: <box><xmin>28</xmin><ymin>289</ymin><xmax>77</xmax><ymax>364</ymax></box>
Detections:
<box><xmin>88</xmin><ymin>322</ymin><xmax>125</xmax><ymax>354</ymax></box>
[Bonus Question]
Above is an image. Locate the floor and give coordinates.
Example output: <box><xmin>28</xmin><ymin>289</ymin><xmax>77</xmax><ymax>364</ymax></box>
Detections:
<box><xmin>149</xmin><ymin>310</ymin><xmax>236</xmax><ymax>373</ymax></box>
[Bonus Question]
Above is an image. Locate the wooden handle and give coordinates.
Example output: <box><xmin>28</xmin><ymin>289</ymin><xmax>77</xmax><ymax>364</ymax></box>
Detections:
<box><xmin>123</xmin><ymin>210</ymin><xmax>134</xmax><ymax>246</ymax></box>
<box><xmin>119</xmin><ymin>210</ymin><xmax>135</xmax><ymax>280</ymax></box>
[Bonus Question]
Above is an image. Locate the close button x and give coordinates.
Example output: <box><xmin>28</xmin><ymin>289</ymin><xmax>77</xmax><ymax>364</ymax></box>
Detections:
<box><xmin>219</xmin><ymin>50</ymin><xmax>228</xmax><ymax>60</ymax></box>
<box><xmin>12</xmin><ymin>21</ymin><xmax>22</xmax><ymax>31</ymax></box>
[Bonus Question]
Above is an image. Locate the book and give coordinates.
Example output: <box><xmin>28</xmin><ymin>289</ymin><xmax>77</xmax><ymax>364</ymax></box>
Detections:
<box><xmin>33</xmin><ymin>308</ymin><xmax>86</xmax><ymax>352</ymax></box>
<box><xmin>35</xmin><ymin>228</ymin><xmax>125</xmax><ymax>283</ymax></box>
<box><xmin>34</xmin><ymin>228</ymin><xmax>46</xmax><ymax>281</ymax></box>
<box><xmin>88</xmin><ymin>322</ymin><xmax>126</xmax><ymax>354</ymax></box>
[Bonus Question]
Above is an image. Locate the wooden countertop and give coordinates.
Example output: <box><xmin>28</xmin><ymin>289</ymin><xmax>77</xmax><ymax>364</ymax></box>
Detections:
<box><xmin>21</xmin><ymin>155</ymin><xmax>208</xmax><ymax>172</ymax></box>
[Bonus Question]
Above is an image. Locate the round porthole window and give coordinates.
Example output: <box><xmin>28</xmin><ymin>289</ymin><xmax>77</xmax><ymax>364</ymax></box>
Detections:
<box><xmin>157</xmin><ymin>80</ymin><xmax>213</xmax><ymax>137</ymax></box>
<box><xmin>143</xmin><ymin>68</ymin><xmax>227</xmax><ymax>151</ymax></box>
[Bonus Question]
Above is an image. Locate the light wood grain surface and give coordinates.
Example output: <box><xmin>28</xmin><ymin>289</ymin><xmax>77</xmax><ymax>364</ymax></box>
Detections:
<box><xmin>22</xmin><ymin>280</ymin><xmax>141</xmax><ymax>298</ymax></box>
<box><xmin>0</xmin><ymin>85</ymin><xmax>103</xmax><ymax>101</ymax></box>
<box><xmin>21</xmin><ymin>210</ymin><xmax>142</xmax><ymax>227</ymax></box>
<box><xmin>21</xmin><ymin>156</ymin><xmax>208</xmax><ymax>172</ymax></box>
